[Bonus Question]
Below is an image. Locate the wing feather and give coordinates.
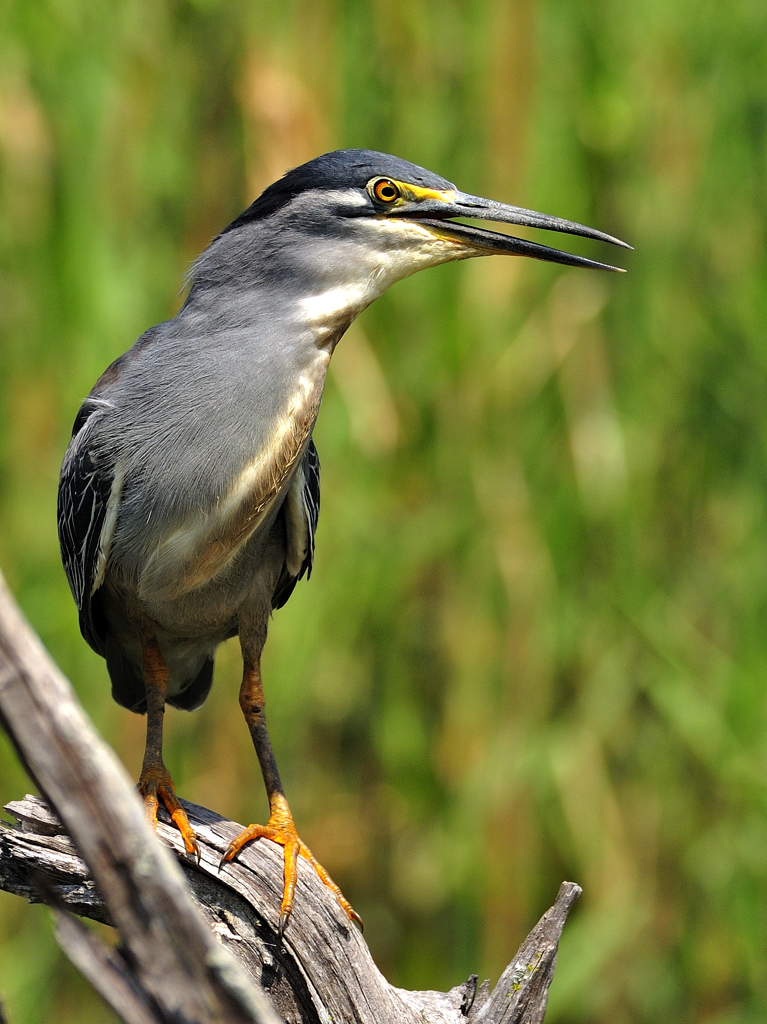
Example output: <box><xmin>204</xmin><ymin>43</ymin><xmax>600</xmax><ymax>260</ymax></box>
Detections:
<box><xmin>272</xmin><ymin>437</ymin><xmax>320</xmax><ymax>610</ymax></box>
<box><xmin>57</xmin><ymin>402</ymin><xmax>120</xmax><ymax>652</ymax></box>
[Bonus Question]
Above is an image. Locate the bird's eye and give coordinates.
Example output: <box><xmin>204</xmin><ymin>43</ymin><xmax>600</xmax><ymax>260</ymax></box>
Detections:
<box><xmin>372</xmin><ymin>178</ymin><xmax>401</xmax><ymax>204</ymax></box>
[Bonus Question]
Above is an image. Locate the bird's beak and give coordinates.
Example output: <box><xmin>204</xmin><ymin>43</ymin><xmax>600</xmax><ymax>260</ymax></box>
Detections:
<box><xmin>395</xmin><ymin>186</ymin><xmax>631</xmax><ymax>272</ymax></box>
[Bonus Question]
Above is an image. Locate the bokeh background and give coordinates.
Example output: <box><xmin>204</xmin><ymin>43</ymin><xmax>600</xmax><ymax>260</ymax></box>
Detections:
<box><xmin>1</xmin><ymin>0</ymin><xmax>766</xmax><ymax>1021</ymax></box>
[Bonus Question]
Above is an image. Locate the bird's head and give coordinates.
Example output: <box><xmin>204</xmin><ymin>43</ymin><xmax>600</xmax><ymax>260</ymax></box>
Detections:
<box><xmin>193</xmin><ymin>150</ymin><xmax>629</xmax><ymax>335</ymax></box>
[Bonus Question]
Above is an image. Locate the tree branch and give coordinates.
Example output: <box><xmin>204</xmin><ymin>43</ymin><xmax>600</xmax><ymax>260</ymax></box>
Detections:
<box><xmin>0</xmin><ymin>571</ymin><xmax>278</xmax><ymax>1024</ymax></box>
<box><xmin>1</xmin><ymin>793</ymin><xmax>581</xmax><ymax>1024</ymax></box>
<box><xmin>0</xmin><ymin>568</ymin><xmax>582</xmax><ymax>1023</ymax></box>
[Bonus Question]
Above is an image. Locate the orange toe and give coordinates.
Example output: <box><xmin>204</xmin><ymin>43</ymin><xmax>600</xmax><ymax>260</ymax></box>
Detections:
<box><xmin>219</xmin><ymin>793</ymin><xmax>361</xmax><ymax>933</ymax></box>
<box><xmin>138</xmin><ymin>763</ymin><xmax>200</xmax><ymax>863</ymax></box>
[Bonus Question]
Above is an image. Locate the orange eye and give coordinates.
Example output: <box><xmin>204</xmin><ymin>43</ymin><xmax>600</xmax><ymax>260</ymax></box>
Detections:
<box><xmin>372</xmin><ymin>178</ymin><xmax>401</xmax><ymax>203</ymax></box>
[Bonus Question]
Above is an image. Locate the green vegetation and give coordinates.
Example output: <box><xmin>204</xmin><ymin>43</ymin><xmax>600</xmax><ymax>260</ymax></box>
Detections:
<box><xmin>1</xmin><ymin>1</ymin><xmax>767</xmax><ymax>1020</ymax></box>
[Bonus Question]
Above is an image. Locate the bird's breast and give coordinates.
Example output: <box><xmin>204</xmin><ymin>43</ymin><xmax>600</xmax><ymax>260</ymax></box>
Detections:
<box><xmin>135</xmin><ymin>347</ymin><xmax>329</xmax><ymax>606</ymax></box>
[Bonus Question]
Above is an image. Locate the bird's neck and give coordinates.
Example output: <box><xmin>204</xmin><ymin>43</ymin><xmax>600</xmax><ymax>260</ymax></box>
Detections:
<box><xmin>186</xmin><ymin>215</ymin><xmax>463</xmax><ymax>352</ymax></box>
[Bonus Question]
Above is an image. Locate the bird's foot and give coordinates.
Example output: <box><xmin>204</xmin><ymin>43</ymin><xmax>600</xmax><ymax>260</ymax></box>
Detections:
<box><xmin>218</xmin><ymin>793</ymin><xmax>362</xmax><ymax>935</ymax></box>
<box><xmin>138</xmin><ymin>762</ymin><xmax>200</xmax><ymax>863</ymax></box>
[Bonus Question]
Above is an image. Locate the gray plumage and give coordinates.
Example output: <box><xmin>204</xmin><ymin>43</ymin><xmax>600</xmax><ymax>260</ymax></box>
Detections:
<box><xmin>58</xmin><ymin>271</ymin><xmax>326</xmax><ymax>711</ymax></box>
<box><xmin>57</xmin><ymin>150</ymin><xmax>627</xmax><ymax>917</ymax></box>
<box><xmin>59</xmin><ymin>149</ymin><xmax>627</xmax><ymax>713</ymax></box>
<box><xmin>57</xmin><ymin>152</ymin><xmax>479</xmax><ymax>711</ymax></box>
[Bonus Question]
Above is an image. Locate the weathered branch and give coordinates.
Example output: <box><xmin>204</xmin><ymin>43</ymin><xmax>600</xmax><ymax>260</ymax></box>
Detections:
<box><xmin>0</xmin><ymin>567</ymin><xmax>582</xmax><ymax>1023</ymax></box>
<box><xmin>0</xmin><ymin>571</ymin><xmax>277</xmax><ymax>1024</ymax></box>
<box><xmin>0</xmin><ymin>793</ymin><xmax>580</xmax><ymax>1024</ymax></box>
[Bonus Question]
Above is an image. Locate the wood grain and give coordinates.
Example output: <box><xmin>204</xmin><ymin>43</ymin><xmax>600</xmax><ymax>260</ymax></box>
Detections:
<box><xmin>1</xmin><ymin>794</ymin><xmax>581</xmax><ymax>1024</ymax></box>
<box><xmin>0</xmin><ymin>568</ymin><xmax>581</xmax><ymax>1023</ymax></box>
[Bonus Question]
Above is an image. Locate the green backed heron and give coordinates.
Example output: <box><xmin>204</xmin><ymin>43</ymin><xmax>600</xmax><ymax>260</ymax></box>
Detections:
<box><xmin>58</xmin><ymin>150</ymin><xmax>628</xmax><ymax>932</ymax></box>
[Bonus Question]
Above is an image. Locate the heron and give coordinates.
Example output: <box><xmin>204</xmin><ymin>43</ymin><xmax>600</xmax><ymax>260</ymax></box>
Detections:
<box><xmin>58</xmin><ymin>149</ymin><xmax>628</xmax><ymax>933</ymax></box>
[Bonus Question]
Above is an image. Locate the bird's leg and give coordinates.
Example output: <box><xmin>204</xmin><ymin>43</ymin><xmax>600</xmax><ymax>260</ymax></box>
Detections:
<box><xmin>137</xmin><ymin>632</ymin><xmax>200</xmax><ymax>862</ymax></box>
<box><xmin>220</xmin><ymin>655</ymin><xmax>362</xmax><ymax>934</ymax></box>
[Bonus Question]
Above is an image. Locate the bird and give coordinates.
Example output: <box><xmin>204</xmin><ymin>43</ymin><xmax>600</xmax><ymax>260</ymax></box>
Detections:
<box><xmin>57</xmin><ymin>149</ymin><xmax>628</xmax><ymax>933</ymax></box>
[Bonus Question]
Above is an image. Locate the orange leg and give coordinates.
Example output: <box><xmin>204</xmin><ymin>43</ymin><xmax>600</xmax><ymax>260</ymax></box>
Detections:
<box><xmin>139</xmin><ymin>633</ymin><xmax>200</xmax><ymax>863</ymax></box>
<box><xmin>219</xmin><ymin>657</ymin><xmax>361</xmax><ymax>935</ymax></box>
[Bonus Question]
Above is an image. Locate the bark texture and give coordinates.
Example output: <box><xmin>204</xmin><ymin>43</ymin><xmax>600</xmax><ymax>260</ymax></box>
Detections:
<box><xmin>0</xmin><ymin>569</ymin><xmax>580</xmax><ymax>1023</ymax></box>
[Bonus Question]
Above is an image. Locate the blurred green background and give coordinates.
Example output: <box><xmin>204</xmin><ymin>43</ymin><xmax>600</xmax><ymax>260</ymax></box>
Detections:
<box><xmin>1</xmin><ymin>0</ymin><xmax>766</xmax><ymax>1021</ymax></box>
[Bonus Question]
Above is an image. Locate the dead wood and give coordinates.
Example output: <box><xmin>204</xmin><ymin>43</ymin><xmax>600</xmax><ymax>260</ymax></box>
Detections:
<box><xmin>0</xmin><ymin>571</ymin><xmax>278</xmax><ymax>1024</ymax></box>
<box><xmin>0</xmin><ymin>568</ymin><xmax>581</xmax><ymax>1023</ymax></box>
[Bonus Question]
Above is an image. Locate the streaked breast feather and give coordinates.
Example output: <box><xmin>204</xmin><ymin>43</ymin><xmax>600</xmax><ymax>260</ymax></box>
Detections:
<box><xmin>138</xmin><ymin>374</ymin><xmax>321</xmax><ymax>602</ymax></box>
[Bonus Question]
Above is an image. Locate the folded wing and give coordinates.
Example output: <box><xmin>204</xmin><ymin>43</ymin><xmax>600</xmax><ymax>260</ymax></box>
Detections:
<box><xmin>273</xmin><ymin>438</ymin><xmax>320</xmax><ymax>609</ymax></box>
<box><xmin>57</xmin><ymin>402</ymin><xmax>123</xmax><ymax>653</ymax></box>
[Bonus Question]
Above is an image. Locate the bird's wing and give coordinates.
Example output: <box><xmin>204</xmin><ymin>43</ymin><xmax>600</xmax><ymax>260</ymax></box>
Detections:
<box><xmin>57</xmin><ymin>401</ymin><xmax>123</xmax><ymax>652</ymax></box>
<box><xmin>272</xmin><ymin>438</ymin><xmax>320</xmax><ymax>610</ymax></box>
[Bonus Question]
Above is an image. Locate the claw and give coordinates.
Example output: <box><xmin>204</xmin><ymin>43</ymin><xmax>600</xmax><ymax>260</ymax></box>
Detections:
<box><xmin>218</xmin><ymin>842</ymin><xmax>237</xmax><ymax>872</ymax></box>
<box><xmin>222</xmin><ymin>793</ymin><xmax>361</xmax><ymax>932</ymax></box>
<box><xmin>138</xmin><ymin>763</ymin><xmax>199</xmax><ymax>861</ymax></box>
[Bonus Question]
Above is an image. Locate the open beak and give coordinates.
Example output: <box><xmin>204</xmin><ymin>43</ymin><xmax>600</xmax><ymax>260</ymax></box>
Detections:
<box><xmin>404</xmin><ymin>190</ymin><xmax>631</xmax><ymax>272</ymax></box>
